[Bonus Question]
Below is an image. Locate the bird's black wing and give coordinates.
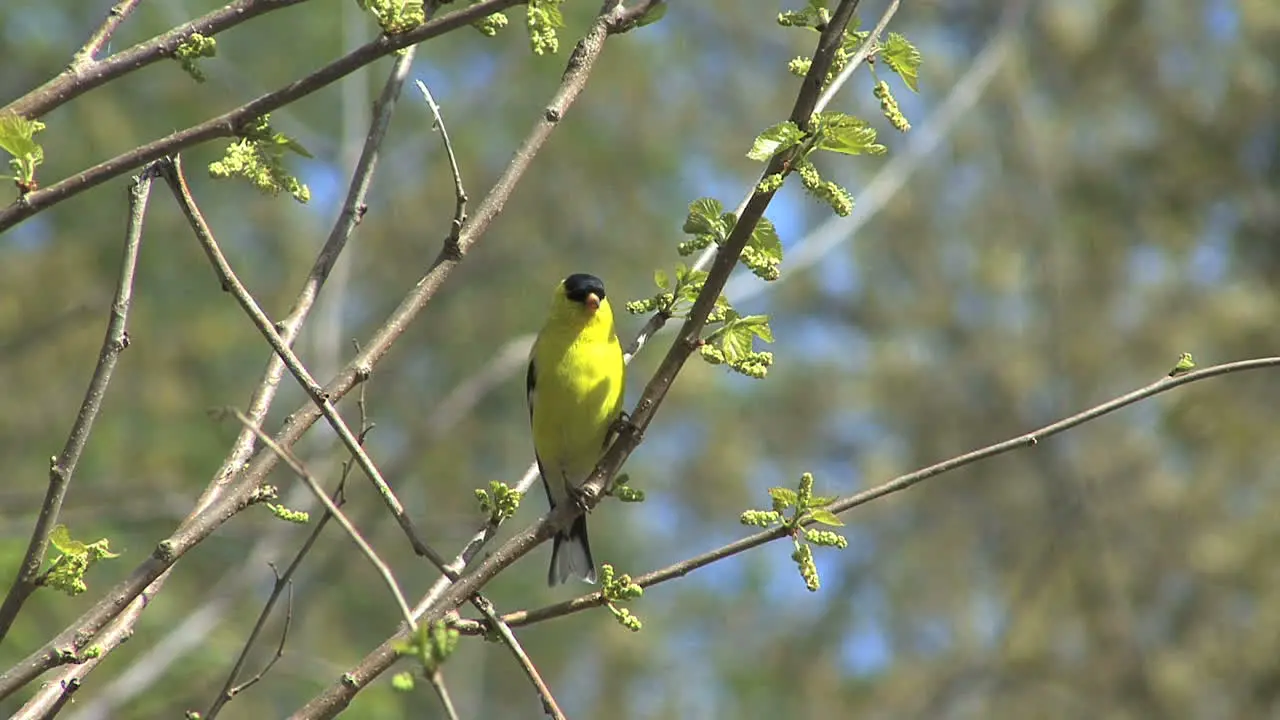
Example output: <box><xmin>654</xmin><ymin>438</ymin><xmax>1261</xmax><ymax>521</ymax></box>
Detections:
<box><xmin>526</xmin><ymin>355</ymin><xmax>554</xmax><ymax>506</ymax></box>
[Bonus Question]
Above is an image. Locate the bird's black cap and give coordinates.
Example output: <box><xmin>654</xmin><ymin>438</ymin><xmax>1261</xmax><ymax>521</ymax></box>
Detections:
<box><xmin>563</xmin><ymin>273</ymin><xmax>606</xmax><ymax>304</ymax></box>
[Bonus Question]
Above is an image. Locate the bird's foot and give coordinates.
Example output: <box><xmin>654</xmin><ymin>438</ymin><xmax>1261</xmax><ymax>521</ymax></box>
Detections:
<box><xmin>609</xmin><ymin>411</ymin><xmax>642</xmax><ymax>443</ymax></box>
<box><xmin>567</xmin><ymin>482</ymin><xmax>599</xmax><ymax>514</ymax></box>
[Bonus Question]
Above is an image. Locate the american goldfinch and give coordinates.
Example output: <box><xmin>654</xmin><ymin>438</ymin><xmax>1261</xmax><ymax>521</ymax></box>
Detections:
<box><xmin>527</xmin><ymin>273</ymin><xmax>625</xmax><ymax>585</ymax></box>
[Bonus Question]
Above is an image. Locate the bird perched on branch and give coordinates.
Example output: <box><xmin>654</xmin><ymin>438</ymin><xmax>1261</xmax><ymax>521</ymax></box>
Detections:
<box><xmin>527</xmin><ymin>273</ymin><xmax>626</xmax><ymax>585</ymax></box>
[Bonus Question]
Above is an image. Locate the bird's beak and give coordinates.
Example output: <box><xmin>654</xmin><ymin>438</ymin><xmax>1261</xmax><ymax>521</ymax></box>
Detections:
<box><xmin>585</xmin><ymin>293</ymin><xmax>601</xmax><ymax>312</ymax></box>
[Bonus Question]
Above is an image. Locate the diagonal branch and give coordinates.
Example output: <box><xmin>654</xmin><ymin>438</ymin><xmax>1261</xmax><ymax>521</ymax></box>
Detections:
<box><xmin>4</xmin><ymin>0</ymin><xmax>314</xmax><ymax>119</ymax></box>
<box><xmin>157</xmin><ymin>156</ymin><xmax>449</xmax><ymax>573</ymax></box>
<box><xmin>0</xmin><ymin>0</ymin><xmax>524</xmax><ymax>235</ymax></box>
<box><xmin>228</xmin><ymin>409</ymin><xmax>418</xmax><ymax>629</ymax></box>
<box><xmin>0</xmin><ymin>162</ymin><xmax>154</xmax><ymax>643</ymax></box>
<box><xmin>71</xmin><ymin>0</ymin><xmax>148</xmax><ymax>70</ymax></box>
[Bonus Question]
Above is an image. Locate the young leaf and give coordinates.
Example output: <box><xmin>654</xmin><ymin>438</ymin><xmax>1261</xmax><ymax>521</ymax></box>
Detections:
<box><xmin>49</xmin><ymin>525</ymin><xmax>84</xmax><ymax>555</ymax></box>
<box><xmin>814</xmin><ymin>113</ymin><xmax>885</xmax><ymax>156</ymax></box>
<box><xmin>653</xmin><ymin>268</ymin><xmax>669</xmax><ymax>291</ymax></box>
<box><xmin>808</xmin><ymin>509</ymin><xmax>845</xmax><ymax>527</ymax></box>
<box><xmin>635</xmin><ymin>1</ymin><xmax>667</xmax><ymax>27</ymax></box>
<box><xmin>0</xmin><ymin>114</ymin><xmax>44</xmax><ymax>160</ymax></box>
<box><xmin>769</xmin><ymin>487</ymin><xmax>798</xmax><ymax>509</ymax></box>
<box><xmin>747</xmin><ymin>121</ymin><xmax>805</xmax><ymax>162</ymax></box>
<box><xmin>737</xmin><ymin>314</ymin><xmax>775</xmax><ymax>344</ymax></box>
<box><xmin>683</xmin><ymin>198</ymin><xmax>726</xmax><ymax>237</ymax></box>
<box><xmin>881</xmin><ymin>32</ymin><xmax>922</xmax><ymax>92</ymax></box>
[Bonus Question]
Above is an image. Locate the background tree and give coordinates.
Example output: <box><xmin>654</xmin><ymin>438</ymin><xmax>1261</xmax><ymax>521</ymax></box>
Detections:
<box><xmin>1</xmin><ymin>0</ymin><xmax>1278</xmax><ymax>718</ymax></box>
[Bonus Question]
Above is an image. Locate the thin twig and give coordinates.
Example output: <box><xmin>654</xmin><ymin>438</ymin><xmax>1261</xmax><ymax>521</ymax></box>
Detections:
<box><xmin>427</xmin><ymin>671</ymin><xmax>461</xmax><ymax>720</ymax></box>
<box><xmin>71</xmin><ymin>0</ymin><xmax>147</xmax><ymax>69</ymax></box>
<box><xmin>0</xmin><ymin>0</ymin><xmax>524</xmax><ymax>235</ymax></box>
<box><xmin>225</xmin><ymin>564</ymin><xmax>293</xmax><ymax>698</ymax></box>
<box><xmin>157</xmin><ymin>155</ymin><xmax>449</xmax><ymax>573</ymax></box>
<box><xmin>471</xmin><ymin>596</ymin><xmax>566</xmax><ymax>720</ymax></box>
<box><xmin>0</xmin><ymin>162</ymin><xmax>154</xmax><ymax>643</ymax></box>
<box><xmin>415</xmin><ymin>80</ymin><xmax>468</xmax><ymax>238</ymax></box>
<box><xmin>445</xmin><ymin>356</ymin><xmax>1280</xmax><ymax>632</ymax></box>
<box><xmin>228</xmin><ymin>408</ymin><xmax>417</xmax><ymax>630</ymax></box>
<box><xmin>814</xmin><ymin>0</ymin><xmax>900</xmax><ymax>112</ymax></box>
<box><xmin>9</xmin><ymin>583</ymin><xmax>155</xmax><ymax>720</ymax></box>
<box><xmin>203</xmin><ymin>464</ymin><xmax>354</xmax><ymax>720</ymax></box>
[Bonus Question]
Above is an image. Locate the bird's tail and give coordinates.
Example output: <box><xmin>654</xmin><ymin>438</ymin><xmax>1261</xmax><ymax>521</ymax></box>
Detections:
<box><xmin>548</xmin><ymin>515</ymin><xmax>596</xmax><ymax>586</ymax></box>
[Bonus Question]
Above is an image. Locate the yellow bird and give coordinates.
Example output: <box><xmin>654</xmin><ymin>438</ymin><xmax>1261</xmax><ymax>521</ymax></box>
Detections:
<box><xmin>527</xmin><ymin>273</ymin><xmax>625</xmax><ymax>585</ymax></box>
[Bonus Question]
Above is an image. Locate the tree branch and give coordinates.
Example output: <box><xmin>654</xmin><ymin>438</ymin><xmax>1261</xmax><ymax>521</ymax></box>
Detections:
<box><xmin>0</xmin><ymin>162</ymin><xmax>154</xmax><ymax>643</ymax></box>
<box><xmin>70</xmin><ymin>0</ymin><xmax>148</xmax><ymax>70</ymax></box>
<box><xmin>203</xmin><ymin>441</ymin><xmax>357</xmax><ymax>720</ymax></box>
<box><xmin>447</xmin><ymin>356</ymin><xmax>1280</xmax><ymax>632</ymax></box>
<box><xmin>228</xmin><ymin>409</ymin><xmax>418</xmax><ymax>629</ymax></box>
<box><xmin>157</xmin><ymin>156</ymin><xmax>450</xmax><ymax>571</ymax></box>
<box><xmin>5</xmin><ymin>0</ymin><xmax>313</xmax><ymax>119</ymax></box>
<box><xmin>0</xmin><ymin>0</ymin><xmax>524</xmax><ymax>235</ymax></box>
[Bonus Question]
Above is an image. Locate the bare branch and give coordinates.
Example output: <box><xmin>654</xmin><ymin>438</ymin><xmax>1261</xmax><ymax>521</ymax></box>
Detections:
<box><xmin>0</xmin><ymin>0</ymin><xmax>524</xmax><ymax>235</ymax></box>
<box><xmin>36</xmin><ymin>47</ymin><xmax>425</xmax><ymax>716</ymax></box>
<box><xmin>0</xmin><ymin>162</ymin><xmax>154</xmax><ymax>642</ymax></box>
<box><xmin>471</xmin><ymin>596</ymin><xmax>566</xmax><ymax>720</ymax></box>
<box><xmin>224</xmin><ymin>564</ymin><xmax>293</xmax><ymax>699</ymax></box>
<box><xmin>448</xmin><ymin>356</ymin><xmax>1280</xmax><ymax>632</ymax></box>
<box><xmin>157</xmin><ymin>156</ymin><xmax>449</xmax><ymax>572</ymax></box>
<box><xmin>415</xmin><ymin>80</ymin><xmax>468</xmax><ymax>239</ymax></box>
<box><xmin>70</xmin><ymin>0</ymin><xmax>148</xmax><ymax>70</ymax></box>
<box><xmin>227</xmin><ymin>408</ymin><xmax>417</xmax><ymax>629</ymax></box>
<box><xmin>427</xmin><ymin>670</ymin><xmax>461</xmax><ymax>720</ymax></box>
<box><xmin>203</xmin><ymin>478</ymin><xmax>347</xmax><ymax>720</ymax></box>
<box><xmin>4</xmin><ymin>0</ymin><xmax>313</xmax><ymax>119</ymax></box>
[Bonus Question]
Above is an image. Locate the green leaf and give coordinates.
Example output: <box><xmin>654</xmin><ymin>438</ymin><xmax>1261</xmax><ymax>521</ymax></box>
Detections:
<box><xmin>814</xmin><ymin>113</ymin><xmax>885</xmax><ymax>156</ymax></box>
<box><xmin>808</xmin><ymin>509</ymin><xmax>844</xmax><ymax>527</ymax></box>
<box><xmin>747</xmin><ymin>121</ymin><xmax>805</xmax><ymax>162</ymax></box>
<box><xmin>635</xmin><ymin>1</ymin><xmax>667</xmax><ymax>27</ymax></box>
<box><xmin>653</xmin><ymin>268</ymin><xmax>669</xmax><ymax>291</ymax></box>
<box><xmin>738</xmin><ymin>314</ymin><xmax>774</xmax><ymax>343</ymax></box>
<box><xmin>769</xmin><ymin>487</ymin><xmax>798</xmax><ymax>508</ymax></box>
<box><xmin>0</xmin><ymin>114</ymin><xmax>44</xmax><ymax>159</ymax></box>
<box><xmin>49</xmin><ymin>525</ymin><xmax>84</xmax><ymax>555</ymax></box>
<box><xmin>749</xmin><ymin>217</ymin><xmax>782</xmax><ymax>258</ymax></box>
<box><xmin>881</xmin><ymin>32</ymin><xmax>922</xmax><ymax>92</ymax></box>
<box><xmin>683</xmin><ymin>198</ymin><xmax>725</xmax><ymax>237</ymax></box>
<box><xmin>273</xmin><ymin>134</ymin><xmax>314</xmax><ymax>159</ymax></box>
<box><xmin>1169</xmin><ymin>352</ymin><xmax>1196</xmax><ymax>376</ymax></box>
